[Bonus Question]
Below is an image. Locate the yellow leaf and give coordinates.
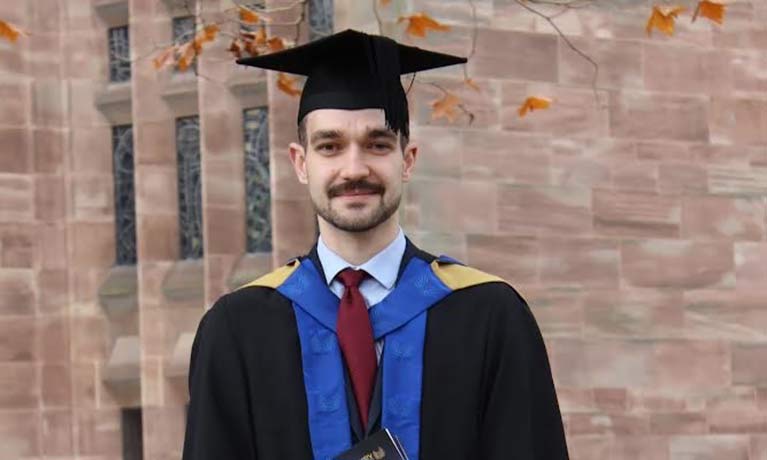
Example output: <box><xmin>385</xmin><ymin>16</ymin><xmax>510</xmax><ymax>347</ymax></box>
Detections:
<box><xmin>0</xmin><ymin>20</ymin><xmax>23</xmax><ymax>43</ymax></box>
<box><xmin>177</xmin><ymin>42</ymin><xmax>197</xmax><ymax>71</ymax></box>
<box><xmin>464</xmin><ymin>78</ymin><xmax>480</xmax><ymax>92</ymax></box>
<box><xmin>431</xmin><ymin>92</ymin><xmax>461</xmax><ymax>122</ymax></box>
<box><xmin>239</xmin><ymin>6</ymin><xmax>261</xmax><ymax>24</ymax></box>
<box><xmin>267</xmin><ymin>36</ymin><xmax>285</xmax><ymax>52</ymax></box>
<box><xmin>692</xmin><ymin>0</ymin><xmax>728</xmax><ymax>24</ymax></box>
<box><xmin>277</xmin><ymin>72</ymin><xmax>301</xmax><ymax>96</ymax></box>
<box><xmin>398</xmin><ymin>12</ymin><xmax>450</xmax><ymax>38</ymax></box>
<box><xmin>646</xmin><ymin>5</ymin><xmax>686</xmax><ymax>36</ymax></box>
<box><xmin>153</xmin><ymin>45</ymin><xmax>177</xmax><ymax>69</ymax></box>
<box><xmin>517</xmin><ymin>96</ymin><xmax>552</xmax><ymax>118</ymax></box>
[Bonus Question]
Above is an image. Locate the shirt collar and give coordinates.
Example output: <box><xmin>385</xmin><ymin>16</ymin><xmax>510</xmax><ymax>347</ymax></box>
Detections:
<box><xmin>317</xmin><ymin>228</ymin><xmax>406</xmax><ymax>289</ymax></box>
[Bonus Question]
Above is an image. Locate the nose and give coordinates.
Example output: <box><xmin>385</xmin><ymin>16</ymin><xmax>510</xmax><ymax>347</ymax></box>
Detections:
<box><xmin>339</xmin><ymin>144</ymin><xmax>370</xmax><ymax>181</ymax></box>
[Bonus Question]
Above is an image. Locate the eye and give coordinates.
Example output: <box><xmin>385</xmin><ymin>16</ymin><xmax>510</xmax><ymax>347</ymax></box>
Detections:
<box><xmin>315</xmin><ymin>143</ymin><xmax>339</xmax><ymax>154</ymax></box>
<box><xmin>367</xmin><ymin>141</ymin><xmax>394</xmax><ymax>153</ymax></box>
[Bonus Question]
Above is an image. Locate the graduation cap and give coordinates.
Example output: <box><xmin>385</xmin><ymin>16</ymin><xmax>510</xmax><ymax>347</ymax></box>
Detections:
<box><xmin>236</xmin><ymin>29</ymin><xmax>467</xmax><ymax>139</ymax></box>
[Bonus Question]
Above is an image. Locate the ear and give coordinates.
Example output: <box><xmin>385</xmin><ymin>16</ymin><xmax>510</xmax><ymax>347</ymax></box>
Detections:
<box><xmin>289</xmin><ymin>142</ymin><xmax>308</xmax><ymax>184</ymax></box>
<box><xmin>401</xmin><ymin>142</ymin><xmax>418</xmax><ymax>182</ymax></box>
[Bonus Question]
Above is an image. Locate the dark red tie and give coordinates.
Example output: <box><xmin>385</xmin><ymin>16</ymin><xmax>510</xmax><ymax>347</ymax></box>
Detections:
<box><xmin>336</xmin><ymin>268</ymin><xmax>377</xmax><ymax>430</ymax></box>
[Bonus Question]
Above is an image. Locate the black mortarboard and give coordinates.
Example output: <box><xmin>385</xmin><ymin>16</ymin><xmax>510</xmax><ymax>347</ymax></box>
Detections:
<box><xmin>236</xmin><ymin>29</ymin><xmax>467</xmax><ymax>138</ymax></box>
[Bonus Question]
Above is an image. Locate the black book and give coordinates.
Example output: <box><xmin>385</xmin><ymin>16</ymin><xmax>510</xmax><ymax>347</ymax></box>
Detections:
<box><xmin>335</xmin><ymin>429</ymin><xmax>408</xmax><ymax>460</ymax></box>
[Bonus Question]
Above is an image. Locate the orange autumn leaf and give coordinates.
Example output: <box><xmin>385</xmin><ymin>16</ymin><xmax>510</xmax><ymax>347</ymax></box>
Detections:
<box><xmin>267</xmin><ymin>36</ymin><xmax>285</xmax><ymax>52</ymax></box>
<box><xmin>228</xmin><ymin>39</ymin><xmax>243</xmax><ymax>59</ymax></box>
<box><xmin>398</xmin><ymin>13</ymin><xmax>450</xmax><ymax>38</ymax></box>
<box><xmin>464</xmin><ymin>78</ymin><xmax>480</xmax><ymax>92</ymax></box>
<box><xmin>517</xmin><ymin>96</ymin><xmax>552</xmax><ymax>118</ymax></box>
<box><xmin>277</xmin><ymin>72</ymin><xmax>301</xmax><ymax>96</ymax></box>
<box><xmin>176</xmin><ymin>42</ymin><xmax>198</xmax><ymax>71</ymax></box>
<box><xmin>380</xmin><ymin>0</ymin><xmax>392</xmax><ymax>5</ymax></box>
<box><xmin>153</xmin><ymin>45</ymin><xmax>177</xmax><ymax>69</ymax></box>
<box><xmin>431</xmin><ymin>92</ymin><xmax>461</xmax><ymax>122</ymax></box>
<box><xmin>255</xmin><ymin>26</ymin><xmax>267</xmax><ymax>46</ymax></box>
<box><xmin>239</xmin><ymin>5</ymin><xmax>261</xmax><ymax>24</ymax></box>
<box><xmin>201</xmin><ymin>24</ymin><xmax>219</xmax><ymax>43</ymax></box>
<box><xmin>692</xmin><ymin>0</ymin><xmax>728</xmax><ymax>24</ymax></box>
<box><xmin>0</xmin><ymin>19</ymin><xmax>24</xmax><ymax>43</ymax></box>
<box><xmin>646</xmin><ymin>5</ymin><xmax>686</xmax><ymax>36</ymax></box>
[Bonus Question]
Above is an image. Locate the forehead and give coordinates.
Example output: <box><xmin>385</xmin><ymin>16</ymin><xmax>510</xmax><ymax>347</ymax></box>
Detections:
<box><xmin>305</xmin><ymin>108</ymin><xmax>389</xmax><ymax>134</ymax></box>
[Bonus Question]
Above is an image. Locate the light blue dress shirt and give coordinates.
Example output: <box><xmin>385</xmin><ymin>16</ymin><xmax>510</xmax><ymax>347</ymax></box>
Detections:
<box><xmin>317</xmin><ymin>227</ymin><xmax>406</xmax><ymax>362</ymax></box>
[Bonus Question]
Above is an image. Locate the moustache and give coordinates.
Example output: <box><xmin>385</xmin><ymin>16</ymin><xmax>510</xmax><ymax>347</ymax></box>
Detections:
<box><xmin>327</xmin><ymin>181</ymin><xmax>385</xmax><ymax>198</ymax></box>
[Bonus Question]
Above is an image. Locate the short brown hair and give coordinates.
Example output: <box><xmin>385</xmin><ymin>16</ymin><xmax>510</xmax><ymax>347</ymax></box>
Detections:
<box><xmin>297</xmin><ymin>115</ymin><xmax>409</xmax><ymax>152</ymax></box>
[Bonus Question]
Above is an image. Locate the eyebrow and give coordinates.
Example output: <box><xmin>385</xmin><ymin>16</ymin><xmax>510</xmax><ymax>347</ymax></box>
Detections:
<box><xmin>365</xmin><ymin>128</ymin><xmax>397</xmax><ymax>141</ymax></box>
<box><xmin>310</xmin><ymin>129</ymin><xmax>345</xmax><ymax>144</ymax></box>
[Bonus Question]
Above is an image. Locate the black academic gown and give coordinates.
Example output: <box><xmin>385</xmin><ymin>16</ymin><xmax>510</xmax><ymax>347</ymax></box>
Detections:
<box><xmin>182</xmin><ymin>239</ymin><xmax>569</xmax><ymax>459</ymax></box>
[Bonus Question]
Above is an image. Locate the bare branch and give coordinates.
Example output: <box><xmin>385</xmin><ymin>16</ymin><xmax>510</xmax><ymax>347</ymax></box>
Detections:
<box><xmin>514</xmin><ymin>0</ymin><xmax>601</xmax><ymax>106</ymax></box>
<box><xmin>372</xmin><ymin>0</ymin><xmax>384</xmax><ymax>34</ymax></box>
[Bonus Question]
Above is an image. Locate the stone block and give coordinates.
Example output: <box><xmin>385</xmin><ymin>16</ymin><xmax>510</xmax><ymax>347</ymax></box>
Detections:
<box><xmin>272</xmin><ymin>198</ymin><xmax>316</xmax><ymax>263</ymax></box>
<box><xmin>71</xmin><ymin>315</ymin><xmax>109</xmax><ymax>362</ymax></box>
<box><xmin>408</xmin><ymin>126</ymin><xmax>462</xmax><ymax>179</ymax></box>
<box><xmin>609</xmin><ymin>91</ymin><xmax>710</xmax><ymax>142</ymax></box>
<box><xmin>735</xmin><ymin>242</ymin><xmax>767</xmax><ymax>290</ymax></box>
<box><xmin>621</xmin><ymin>239</ymin><xmax>735</xmax><ymax>289</ymax></box>
<box><xmin>0</xmin><ymin>317</ymin><xmax>35</xmax><ymax>361</ymax></box>
<box><xmin>650</xmin><ymin>412</ymin><xmax>708</xmax><ymax>434</ymax></box>
<box><xmin>522</xmin><ymin>288</ymin><xmax>584</xmax><ymax>337</ymax></box>
<box><xmin>0</xmin><ymin>270</ymin><xmax>36</xmax><ymax>316</ymax></box>
<box><xmin>593</xmin><ymin>189</ymin><xmax>681</xmax><ymax>238</ymax></box>
<box><xmin>469</xmin><ymin>28</ymin><xmax>558</xmax><ymax>81</ymax></box>
<box><xmin>560</xmin><ymin>37</ymin><xmax>643</xmax><ymax>90</ymax></box>
<box><xmin>103</xmin><ymin>335</ymin><xmax>140</xmax><ymax>384</ymax></box>
<box><xmin>38</xmin><ymin>269</ymin><xmax>68</xmax><ymax>314</ymax></box>
<box><xmin>407</xmin><ymin>178</ymin><xmax>498</xmax><ymax>233</ymax></box>
<box><xmin>0</xmin><ymin>363</ymin><xmax>40</xmax><ymax>409</ymax></box>
<box><xmin>643</xmin><ymin>43</ymin><xmax>731</xmax><ymax>95</ymax></box>
<box><xmin>75</xmin><ymin>409</ymin><xmax>122</xmax><ymax>456</ymax></box>
<box><xmin>166</xmin><ymin>332</ymin><xmax>194</xmax><ymax>378</ymax></box>
<box><xmin>610</xmin><ymin>162</ymin><xmax>658</xmax><ymax>192</ymax></box>
<box><xmin>502</xmin><ymin>82</ymin><xmax>609</xmax><ymax>138</ymax></box>
<box><xmin>205</xmin><ymin>206</ymin><xmax>246</xmax><ymax>256</ymax></box>
<box><xmin>41</xmin><ymin>409</ymin><xmax>73</xmax><ymax>456</ymax></box>
<box><xmin>548</xmin><ymin>338</ymin><xmax>655</xmax><ymax>388</ymax></box>
<box><xmin>0</xmin><ymin>224</ymin><xmax>36</xmax><ymax>268</ymax></box>
<box><xmin>681</xmin><ymin>195</ymin><xmax>765</xmax><ymax>240</ymax></box>
<box><xmin>714</xmin><ymin>26</ymin><xmax>767</xmax><ymax>49</ymax></box>
<box><xmin>466</xmin><ymin>234</ymin><xmax>538</xmax><ymax>285</ymax></box>
<box><xmin>460</xmin><ymin>131</ymin><xmax>550</xmax><ymax>184</ymax></box>
<box><xmin>653</xmin><ymin>340</ymin><xmax>730</xmax><ymax>392</ymax></box>
<box><xmin>162</xmin><ymin>259</ymin><xmax>204</xmax><ymax>303</ymax></box>
<box><xmin>135</xmin><ymin>119</ymin><xmax>175</xmax><ymax>166</ymax></box>
<box><xmin>42</xmin><ymin>364</ymin><xmax>72</xmax><ymax>409</ymax></box>
<box><xmin>0</xmin><ymin>129</ymin><xmax>30</xmax><ymax>173</ymax></box>
<box><xmin>708</xmin><ymin>166</ymin><xmax>767</xmax><ymax>197</ymax></box>
<box><xmin>658</xmin><ymin>162</ymin><xmax>708</xmax><ymax>196</ymax></box>
<box><xmin>684</xmin><ymin>289</ymin><xmax>767</xmax><ymax>342</ymax></box>
<box><xmin>71</xmin><ymin>363</ymin><xmax>97</xmax><ymax>409</ymax></box>
<box><xmin>142</xmin><ymin>406</ymin><xmax>187</xmax><ymax>458</ymax></box>
<box><xmin>0</xmin><ymin>81</ymin><xmax>30</xmax><ymax>126</ymax></box>
<box><xmin>97</xmin><ymin>264</ymin><xmax>138</xmax><ymax>316</ymax></box>
<box><xmin>71</xmin><ymin>127</ymin><xmax>113</xmax><ymax>174</ymax></box>
<box><xmin>134</xmin><ymin>165</ymin><xmax>177</xmax><ymax>215</ymax></box>
<box><xmin>583</xmin><ymin>289</ymin><xmax>685</xmax><ymax>339</ymax></box>
<box><xmin>729</xmin><ymin>49</ymin><xmax>767</xmax><ymax>94</ymax></box>
<box><xmin>539</xmin><ymin>238</ymin><xmax>620</xmax><ymax>289</ymax></box>
<box><xmin>0</xmin><ymin>411</ymin><xmax>40</xmax><ymax>459</ymax></box>
<box><xmin>0</xmin><ymin>175</ymin><xmax>33</xmax><ymax>223</ymax></box>
<box><xmin>669</xmin><ymin>435</ymin><xmax>750</xmax><ymax>460</ymax></box>
<box><xmin>32</xmin><ymin>79</ymin><xmax>67</xmax><ymax>127</ymax></box>
<box><xmin>69</xmin><ymin>221</ymin><xmax>115</xmax><ymax>268</ymax></box>
<box><xmin>204</xmin><ymin>157</ymin><xmax>246</xmax><ymax>207</ymax></box>
<box><xmin>499</xmin><ymin>184</ymin><xmax>592</xmax><ymax>236</ymax></box>
<box><xmin>39</xmin><ymin>315</ymin><xmax>70</xmax><ymax>363</ymax></box>
<box><xmin>709</xmin><ymin>97</ymin><xmax>767</xmax><ymax>145</ymax></box>
<box><xmin>733</xmin><ymin>344</ymin><xmax>767</xmax><ymax>385</ymax></box>
<box><xmin>35</xmin><ymin>175</ymin><xmax>66</xmax><ymax>222</ymax></box>
<box><xmin>550</xmin><ymin>138</ymin><xmax>628</xmax><ymax>189</ymax></box>
<box><xmin>610</xmin><ymin>435</ymin><xmax>670</xmax><ymax>460</ymax></box>
<box><xmin>636</xmin><ymin>141</ymin><xmax>693</xmax><ymax>163</ymax></box>
<box><xmin>565</xmin><ymin>413</ymin><xmax>650</xmax><ymax>436</ymax></box>
<box><xmin>71</xmin><ymin>174</ymin><xmax>115</xmax><ymax>219</ymax></box>
<box><xmin>708</xmin><ymin>411</ymin><xmax>767</xmax><ymax>434</ymax></box>
<box><xmin>566</xmin><ymin>435</ymin><xmax>611</xmax><ymax>460</ymax></box>
<box><xmin>137</xmin><ymin>214</ymin><xmax>180</xmax><ymax>261</ymax></box>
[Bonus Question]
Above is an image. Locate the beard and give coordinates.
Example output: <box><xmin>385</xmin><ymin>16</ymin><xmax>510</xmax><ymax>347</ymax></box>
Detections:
<box><xmin>312</xmin><ymin>180</ymin><xmax>401</xmax><ymax>233</ymax></box>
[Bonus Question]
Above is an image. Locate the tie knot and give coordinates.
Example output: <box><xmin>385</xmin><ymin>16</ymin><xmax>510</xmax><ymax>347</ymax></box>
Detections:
<box><xmin>337</xmin><ymin>268</ymin><xmax>368</xmax><ymax>289</ymax></box>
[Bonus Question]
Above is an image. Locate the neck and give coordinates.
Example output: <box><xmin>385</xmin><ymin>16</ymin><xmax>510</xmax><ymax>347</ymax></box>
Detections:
<box><xmin>318</xmin><ymin>215</ymin><xmax>400</xmax><ymax>266</ymax></box>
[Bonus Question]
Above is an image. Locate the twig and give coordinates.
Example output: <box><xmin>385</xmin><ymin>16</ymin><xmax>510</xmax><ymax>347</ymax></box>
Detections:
<box><xmin>372</xmin><ymin>0</ymin><xmax>384</xmax><ymax>34</ymax></box>
<box><xmin>462</xmin><ymin>0</ymin><xmax>479</xmax><ymax>83</ymax></box>
<box><xmin>515</xmin><ymin>0</ymin><xmax>601</xmax><ymax>106</ymax></box>
<box><xmin>425</xmin><ymin>81</ymin><xmax>475</xmax><ymax>125</ymax></box>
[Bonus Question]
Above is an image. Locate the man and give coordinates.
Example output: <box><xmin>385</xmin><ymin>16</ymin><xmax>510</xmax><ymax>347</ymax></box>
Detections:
<box><xmin>183</xmin><ymin>29</ymin><xmax>568</xmax><ymax>460</ymax></box>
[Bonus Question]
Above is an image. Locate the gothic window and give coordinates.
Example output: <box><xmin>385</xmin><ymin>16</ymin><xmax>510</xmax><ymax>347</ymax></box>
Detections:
<box><xmin>172</xmin><ymin>16</ymin><xmax>196</xmax><ymax>73</ymax></box>
<box><xmin>243</xmin><ymin>107</ymin><xmax>272</xmax><ymax>253</ymax></box>
<box><xmin>308</xmin><ymin>0</ymin><xmax>333</xmax><ymax>40</ymax></box>
<box><xmin>176</xmin><ymin>116</ymin><xmax>203</xmax><ymax>259</ymax></box>
<box><xmin>112</xmin><ymin>125</ymin><xmax>137</xmax><ymax>265</ymax></box>
<box><xmin>108</xmin><ymin>25</ymin><xmax>131</xmax><ymax>83</ymax></box>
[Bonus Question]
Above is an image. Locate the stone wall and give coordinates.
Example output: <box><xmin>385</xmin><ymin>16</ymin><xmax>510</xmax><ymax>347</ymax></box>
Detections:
<box><xmin>0</xmin><ymin>0</ymin><xmax>765</xmax><ymax>459</ymax></box>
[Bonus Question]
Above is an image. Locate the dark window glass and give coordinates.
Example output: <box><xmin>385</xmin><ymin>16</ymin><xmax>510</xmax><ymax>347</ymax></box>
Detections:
<box><xmin>176</xmin><ymin>116</ymin><xmax>203</xmax><ymax>259</ymax></box>
<box><xmin>121</xmin><ymin>407</ymin><xmax>143</xmax><ymax>460</ymax></box>
<box><xmin>308</xmin><ymin>0</ymin><xmax>333</xmax><ymax>40</ymax></box>
<box><xmin>243</xmin><ymin>107</ymin><xmax>272</xmax><ymax>253</ymax></box>
<box><xmin>112</xmin><ymin>125</ymin><xmax>137</xmax><ymax>265</ymax></box>
<box><xmin>172</xmin><ymin>16</ymin><xmax>196</xmax><ymax>73</ymax></box>
<box><xmin>108</xmin><ymin>25</ymin><xmax>131</xmax><ymax>83</ymax></box>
